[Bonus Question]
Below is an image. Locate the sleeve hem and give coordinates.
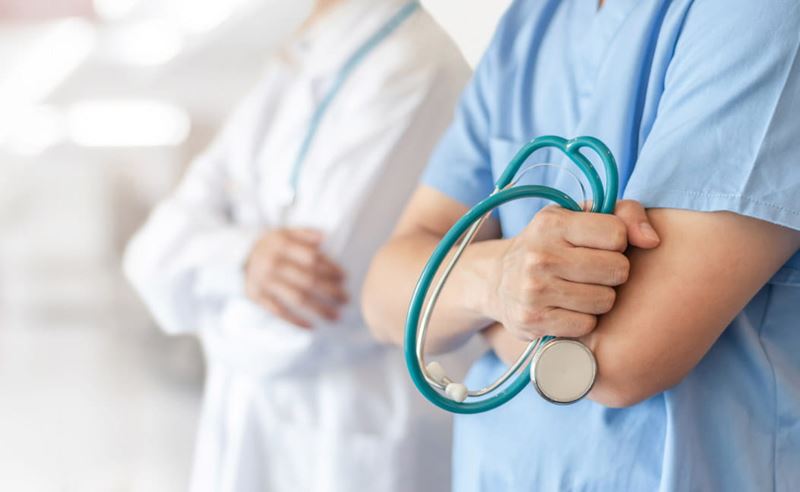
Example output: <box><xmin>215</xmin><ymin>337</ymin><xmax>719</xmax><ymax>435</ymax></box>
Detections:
<box><xmin>623</xmin><ymin>187</ymin><xmax>800</xmax><ymax>232</ymax></box>
<box><xmin>420</xmin><ymin>174</ymin><xmax>491</xmax><ymax>209</ymax></box>
<box><xmin>193</xmin><ymin>228</ymin><xmax>261</xmax><ymax>299</ymax></box>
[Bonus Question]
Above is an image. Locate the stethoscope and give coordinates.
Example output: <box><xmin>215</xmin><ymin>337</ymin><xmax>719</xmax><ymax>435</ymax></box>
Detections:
<box><xmin>405</xmin><ymin>135</ymin><xmax>619</xmax><ymax>413</ymax></box>
<box><xmin>260</xmin><ymin>0</ymin><xmax>419</xmax><ymax>225</ymax></box>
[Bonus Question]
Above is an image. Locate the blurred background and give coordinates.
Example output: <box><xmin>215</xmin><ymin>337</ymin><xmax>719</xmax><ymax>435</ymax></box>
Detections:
<box><xmin>0</xmin><ymin>1</ymin><xmax>509</xmax><ymax>490</ymax></box>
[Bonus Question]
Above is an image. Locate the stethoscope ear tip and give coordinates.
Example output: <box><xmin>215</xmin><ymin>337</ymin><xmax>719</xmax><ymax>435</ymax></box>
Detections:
<box><xmin>445</xmin><ymin>382</ymin><xmax>468</xmax><ymax>403</ymax></box>
<box><xmin>426</xmin><ymin>361</ymin><xmax>468</xmax><ymax>402</ymax></box>
<box><xmin>426</xmin><ymin>361</ymin><xmax>447</xmax><ymax>384</ymax></box>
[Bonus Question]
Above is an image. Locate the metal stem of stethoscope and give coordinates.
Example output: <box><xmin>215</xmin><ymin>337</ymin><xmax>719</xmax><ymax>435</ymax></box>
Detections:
<box><xmin>416</xmin><ymin>194</ymin><xmax>540</xmax><ymax>398</ymax></box>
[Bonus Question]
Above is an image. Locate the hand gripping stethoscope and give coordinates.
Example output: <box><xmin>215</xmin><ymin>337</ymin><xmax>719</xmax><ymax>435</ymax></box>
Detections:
<box><xmin>405</xmin><ymin>135</ymin><xmax>619</xmax><ymax>413</ymax></box>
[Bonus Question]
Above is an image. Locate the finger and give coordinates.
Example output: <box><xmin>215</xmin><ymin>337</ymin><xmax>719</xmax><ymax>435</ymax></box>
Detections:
<box><xmin>535</xmin><ymin>308</ymin><xmax>598</xmax><ymax>339</ymax></box>
<box><xmin>280</xmin><ymin>241</ymin><xmax>343</xmax><ymax>278</ymax></box>
<box><xmin>312</xmin><ymin>254</ymin><xmax>346</xmax><ymax>280</ymax></box>
<box><xmin>557</xmin><ymin>247</ymin><xmax>630</xmax><ymax>286</ymax></box>
<box><xmin>613</xmin><ymin>200</ymin><xmax>660</xmax><ymax>249</ymax></box>
<box><xmin>559</xmin><ymin>211</ymin><xmax>628</xmax><ymax>252</ymax></box>
<box><xmin>313</xmin><ymin>277</ymin><xmax>349</xmax><ymax>304</ymax></box>
<box><xmin>254</xmin><ymin>292</ymin><xmax>312</xmax><ymax>329</ymax></box>
<box><xmin>549</xmin><ymin>279</ymin><xmax>617</xmax><ymax>315</ymax></box>
<box><xmin>267</xmin><ymin>281</ymin><xmax>340</xmax><ymax>321</ymax></box>
<box><xmin>277</xmin><ymin>263</ymin><xmax>349</xmax><ymax>304</ymax></box>
<box><xmin>280</xmin><ymin>242</ymin><xmax>345</xmax><ymax>280</ymax></box>
<box><xmin>286</xmin><ymin>228</ymin><xmax>325</xmax><ymax>245</ymax></box>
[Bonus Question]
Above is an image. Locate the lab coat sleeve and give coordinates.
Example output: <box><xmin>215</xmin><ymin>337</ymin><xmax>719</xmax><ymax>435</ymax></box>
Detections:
<box><xmin>624</xmin><ymin>0</ymin><xmax>800</xmax><ymax>232</ymax></box>
<box><xmin>123</xmin><ymin>84</ymin><xmax>269</xmax><ymax>335</ymax></box>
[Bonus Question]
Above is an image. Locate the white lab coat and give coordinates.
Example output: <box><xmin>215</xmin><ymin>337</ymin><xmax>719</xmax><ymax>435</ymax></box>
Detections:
<box><xmin>123</xmin><ymin>1</ymin><xmax>471</xmax><ymax>490</ymax></box>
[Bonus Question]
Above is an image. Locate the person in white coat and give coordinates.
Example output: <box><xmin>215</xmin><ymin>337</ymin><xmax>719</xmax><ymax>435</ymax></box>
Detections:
<box><xmin>123</xmin><ymin>0</ymin><xmax>470</xmax><ymax>490</ymax></box>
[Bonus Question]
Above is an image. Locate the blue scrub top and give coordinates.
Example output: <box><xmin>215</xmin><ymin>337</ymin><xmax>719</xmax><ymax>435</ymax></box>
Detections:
<box><xmin>422</xmin><ymin>0</ymin><xmax>800</xmax><ymax>490</ymax></box>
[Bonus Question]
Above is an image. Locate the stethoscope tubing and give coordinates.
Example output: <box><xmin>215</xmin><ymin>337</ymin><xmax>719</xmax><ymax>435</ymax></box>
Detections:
<box><xmin>405</xmin><ymin>135</ymin><xmax>619</xmax><ymax>414</ymax></box>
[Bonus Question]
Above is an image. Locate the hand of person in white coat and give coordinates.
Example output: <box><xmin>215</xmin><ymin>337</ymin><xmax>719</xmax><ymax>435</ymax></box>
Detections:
<box><xmin>245</xmin><ymin>227</ymin><xmax>348</xmax><ymax>328</ymax></box>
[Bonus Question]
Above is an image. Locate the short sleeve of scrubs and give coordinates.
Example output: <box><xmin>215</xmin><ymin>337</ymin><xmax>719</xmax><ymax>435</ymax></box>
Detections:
<box><xmin>624</xmin><ymin>0</ymin><xmax>800</xmax><ymax>231</ymax></box>
<box><xmin>420</xmin><ymin>15</ymin><xmax>503</xmax><ymax>206</ymax></box>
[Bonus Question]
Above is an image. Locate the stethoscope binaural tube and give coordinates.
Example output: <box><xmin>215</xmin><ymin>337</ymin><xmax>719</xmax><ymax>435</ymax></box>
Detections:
<box><xmin>404</xmin><ymin>135</ymin><xmax>619</xmax><ymax>414</ymax></box>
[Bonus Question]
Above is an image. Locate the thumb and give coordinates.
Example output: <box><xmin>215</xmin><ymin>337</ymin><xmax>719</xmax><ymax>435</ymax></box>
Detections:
<box><xmin>614</xmin><ymin>200</ymin><xmax>660</xmax><ymax>249</ymax></box>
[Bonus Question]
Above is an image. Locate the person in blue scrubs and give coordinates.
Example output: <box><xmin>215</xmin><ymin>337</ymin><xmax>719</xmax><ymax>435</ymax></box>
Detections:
<box><xmin>362</xmin><ymin>0</ymin><xmax>800</xmax><ymax>490</ymax></box>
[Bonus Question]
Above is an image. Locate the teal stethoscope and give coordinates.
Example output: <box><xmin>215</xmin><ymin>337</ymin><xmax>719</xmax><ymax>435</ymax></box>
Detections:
<box><xmin>268</xmin><ymin>1</ymin><xmax>419</xmax><ymax>222</ymax></box>
<box><xmin>405</xmin><ymin>135</ymin><xmax>619</xmax><ymax>413</ymax></box>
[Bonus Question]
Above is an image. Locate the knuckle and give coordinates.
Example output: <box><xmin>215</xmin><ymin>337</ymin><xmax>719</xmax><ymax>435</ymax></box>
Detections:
<box><xmin>518</xmin><ymin>307</ymin><xmax>546</xmax><ymax>327</ymax></box>
<box><xmin>615</xmin><ymin>200</ymin><xmax>634</xmax><ymax>214</ymax></box>
<box><xmin>525</xmin><ymin>251</ymin><xmax>555</xmax><ymax>273</ymax></box>
<box><xmin>534</xmin><ymin>208</ymin><xmax>563</xmax><ymax>230</ymax></box>
<box><xmin>623</xmin><ymin>199</ymin><xmax>645</xmax><ymax>213</ymax></box>
<box><xmin>522</xmin><ymin>277</ymin><xmax>548</xmax><ymax>297</ymax></box>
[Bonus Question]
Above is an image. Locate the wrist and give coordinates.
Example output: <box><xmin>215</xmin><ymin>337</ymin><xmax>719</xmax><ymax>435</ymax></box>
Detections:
<box><xmin>459</xmin><ymin>239</ymin><xmax>508</xmax><ymax>323</ymax></box>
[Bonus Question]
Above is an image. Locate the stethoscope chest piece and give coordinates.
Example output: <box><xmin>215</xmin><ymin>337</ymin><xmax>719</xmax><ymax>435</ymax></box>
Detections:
<box><xmin>531</xmin><ymin>338</ymin><xmax>596</xmax><ymax>404</ymax></box>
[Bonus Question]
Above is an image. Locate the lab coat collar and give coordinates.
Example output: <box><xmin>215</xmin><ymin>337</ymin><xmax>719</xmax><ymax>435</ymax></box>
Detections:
<box><xmin>281</xmin><ymin>0</ymin><xmax>412</xmax><ymax>75</ymax></box>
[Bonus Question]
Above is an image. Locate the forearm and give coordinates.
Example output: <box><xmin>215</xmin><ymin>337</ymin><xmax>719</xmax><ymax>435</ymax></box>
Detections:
<box><xmin>481</xmin><ymin>242</ymin><xmax>713</xmax><ymax>409</ymax></box>
<box><xmin>363</xmin><ymin>231</ymin><xmax>503</xmax><ymax>353</ymax></box>
<box><xmin>486</xmin><ymin>209</ymin><xmax>800</xmax><ymax>408</ymax></box>
<box><xmin>124</xmin><ymin>202</ymin><xmax>260</xmax><ymax>333</ymax></box>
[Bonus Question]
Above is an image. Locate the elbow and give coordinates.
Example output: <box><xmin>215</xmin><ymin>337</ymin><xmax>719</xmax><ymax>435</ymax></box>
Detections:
<box><xmin>122</xmin><ymin>233</ymin><xmax>194</xmax><ymax>336</ymax></box>
<box><xmin>360</xmin><ymin>290</ymin><xmax>405</xmax><ymax>348</ymax></box>
<box><xmin>360</xmin><ymin>258</ymin><xmax>406</xmax><ymax>348</ymax></box>
<box><xmin>590</xmin><ymin>384</ymin><xmax>652</xmax><ymax>409</ymax></box>
<box><xmin>588</xmin><ymin>358</ymin><xmax>685</xmax><ymax>409</ymax></box>
<box><xmin>122</xmin><ymin>234</ymin><xmax>148</xmax><ymax>296</ymax></box>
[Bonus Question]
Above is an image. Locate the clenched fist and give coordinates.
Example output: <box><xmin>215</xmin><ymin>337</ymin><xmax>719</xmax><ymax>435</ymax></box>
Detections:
<box><xmin>484</xmin><ymin>200</ymin><xmax>660</xmax><ymax>340</ymax></box>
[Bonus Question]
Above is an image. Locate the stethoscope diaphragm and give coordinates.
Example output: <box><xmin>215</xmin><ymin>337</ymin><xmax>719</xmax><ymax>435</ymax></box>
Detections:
<box><xmin>530</xmin><ymin>338</ymin><xmax>597</xmax><ymax>404</ymax></box>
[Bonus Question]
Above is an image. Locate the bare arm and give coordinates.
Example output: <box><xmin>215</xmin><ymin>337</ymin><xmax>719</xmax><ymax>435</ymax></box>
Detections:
<box><xmin>361</xmin><ymin>186</ymin><xmax>659</xmax><ymax>353</ymax></box>
<box><xmin>362</xmin><ymin>187</ymin><xmax>502</xmax><ymax>352</ymax></box>
<box><xmin>485</xmin><ymin>208</ymin><xmax>800</xmax><ymax>407</ymax></box>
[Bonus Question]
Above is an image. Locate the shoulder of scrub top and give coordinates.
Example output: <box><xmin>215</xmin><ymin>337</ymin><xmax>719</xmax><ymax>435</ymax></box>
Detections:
<box><xmin>676</xmin><ymin>0</ymin><xmax>800</xmax><ymax>39</ymax></box>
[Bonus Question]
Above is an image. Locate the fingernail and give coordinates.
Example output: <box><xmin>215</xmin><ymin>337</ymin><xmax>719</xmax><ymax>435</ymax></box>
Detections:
<box><xmin>639</xmin><ymin>222</ymin><xmax>659</xmax><ymax>242</ymax></box>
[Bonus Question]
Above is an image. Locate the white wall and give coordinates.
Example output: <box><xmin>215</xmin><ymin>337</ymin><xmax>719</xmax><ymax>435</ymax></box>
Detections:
<box><xmin>421</xmin><ymin>0</ymin><xmax>511</xmax><ymax>67</ymax></box>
